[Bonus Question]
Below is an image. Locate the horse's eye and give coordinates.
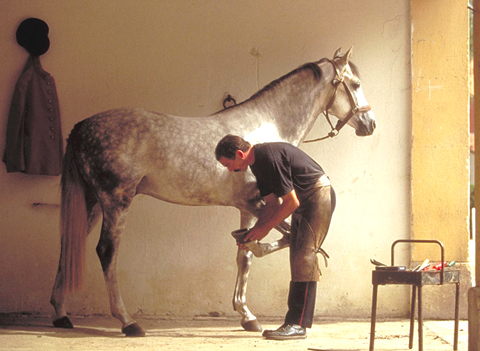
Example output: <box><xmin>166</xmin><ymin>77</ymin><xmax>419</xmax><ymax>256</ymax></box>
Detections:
<box><xmin>352</xmin><ymin>80</ymin><xmax>361</xmax><ymax>90</ymax></box>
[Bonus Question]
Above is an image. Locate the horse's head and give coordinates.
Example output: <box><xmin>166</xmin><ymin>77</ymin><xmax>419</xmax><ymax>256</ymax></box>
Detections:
<box><xmin>321</xmin><ymin>47</ymin><xmax>376</xmax><ymax>137</ymax></box>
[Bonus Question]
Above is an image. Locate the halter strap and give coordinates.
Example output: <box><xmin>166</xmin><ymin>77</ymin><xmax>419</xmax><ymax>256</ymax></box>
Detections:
<box><xmin>304</xmin><ymin>59</ymin><xmax>371</xmax><ymax>143</ymax></box>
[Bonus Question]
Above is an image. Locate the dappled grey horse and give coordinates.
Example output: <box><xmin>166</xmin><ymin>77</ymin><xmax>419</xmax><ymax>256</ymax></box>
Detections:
<box><xmin>50</xmin><ymin>48</ymin><xmax>376</xmax><ymax>336</ymax></box>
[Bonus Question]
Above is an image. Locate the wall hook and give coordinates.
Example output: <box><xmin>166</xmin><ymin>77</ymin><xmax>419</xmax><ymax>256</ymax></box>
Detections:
<box><xmin>223</xmin><ymin>94</ymin><xmax>237</xmax><ymax>109</ymax></box>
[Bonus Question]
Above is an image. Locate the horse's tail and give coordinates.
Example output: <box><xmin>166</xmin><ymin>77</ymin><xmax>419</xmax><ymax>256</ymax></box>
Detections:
<box><xmin>60</xmin><ymin>135</ymin><xmax>89</xmax><ymax>293</ymax></box>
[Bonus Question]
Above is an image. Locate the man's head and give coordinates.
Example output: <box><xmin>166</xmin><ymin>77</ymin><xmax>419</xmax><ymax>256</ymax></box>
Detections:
<box><xmin>215</xmin><ymin>135</ymin><xmax>252</xmax><ymax>173</ymax></box>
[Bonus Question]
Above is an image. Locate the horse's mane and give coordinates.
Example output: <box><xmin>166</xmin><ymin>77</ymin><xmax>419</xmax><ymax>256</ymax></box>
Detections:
<box><xmin>246</xmin><ymin>61</ymin><xmax>323</xmax><ymax>102</ymax></box>
<box><xmin>219</xmin><ymin>56</ymin><xmax>360</xmax><ymax>112</ymax></box>
<box><xmin>246</xmin><ymin>57</ymin><xmax>360</xmax><ymax>103</ymax></box>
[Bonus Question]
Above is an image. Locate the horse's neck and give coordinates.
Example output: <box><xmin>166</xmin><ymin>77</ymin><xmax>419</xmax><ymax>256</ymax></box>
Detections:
<box><xmin>242</xmin><ymin>71</ymin><xmax>328</xmax><ymax>145</ymax></box>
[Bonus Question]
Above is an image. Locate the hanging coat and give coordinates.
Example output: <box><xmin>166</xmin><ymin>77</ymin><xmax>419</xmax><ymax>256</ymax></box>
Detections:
<box><xmin>3</xmin><ymin>55</ymin><xmax>63</xmax><ymax>175</ymax></box>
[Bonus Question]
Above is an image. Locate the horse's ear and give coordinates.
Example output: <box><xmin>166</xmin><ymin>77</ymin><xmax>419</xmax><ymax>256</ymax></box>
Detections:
<box><xmin>333</xmin><ymin>48</ymin><xmax>342</xmax><ymax>58</ymax></box>
<box><xmin>336</xmin><ymin>46</ymin><xmax>354</xmax><ymax>70</ymax></box>
<box><xmin>344</xmin><ymin>46</ymin><xmax>354</xmax><ymax>61</ymax></box>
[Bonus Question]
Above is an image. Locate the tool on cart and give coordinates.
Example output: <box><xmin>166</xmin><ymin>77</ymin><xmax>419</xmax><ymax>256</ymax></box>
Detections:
<box><xmin>412</xmin><ymin>259</ymin><xmax>430</xmax><ymax>272</ymax></box>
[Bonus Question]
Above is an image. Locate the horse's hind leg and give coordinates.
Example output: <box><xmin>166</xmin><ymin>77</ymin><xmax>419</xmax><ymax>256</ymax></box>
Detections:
<box><xmin>233</xmin><ymin>211</ymin><xmax>263</xmax><ymax>332</ymax></box>
<box><xmin>51</xmin><ymin>203</ymin><xmax>102</xmax><ymax>328</ymax></box>
<box><xmin>97</xmin><ymin>199</ymin><xmax>145</xmax><ymax>337</ymax></box>
<box><xmin>51</xmin><ymin>271</ymin><xmax>73</xmax><ymax>328</ymax></box>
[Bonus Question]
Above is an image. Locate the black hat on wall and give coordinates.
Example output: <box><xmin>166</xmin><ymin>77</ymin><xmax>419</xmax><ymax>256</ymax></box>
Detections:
<box><xmin>16</xmin><ymin>18</ymin><xmax>50</xmax><ymax>56</ymax></box>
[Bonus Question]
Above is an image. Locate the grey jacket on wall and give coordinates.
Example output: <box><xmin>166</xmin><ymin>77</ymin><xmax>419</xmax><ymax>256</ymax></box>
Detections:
<box><xmin>3</xmin><ymin>55</ymin><xmax>63</xmax><ymax>175</ymax></box>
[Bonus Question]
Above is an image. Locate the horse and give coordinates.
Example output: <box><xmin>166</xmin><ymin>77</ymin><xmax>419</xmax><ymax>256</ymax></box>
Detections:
<box><xmin>50</xmin><ymin>47</ymin><xmax>376</xmax><ymax>336</ymax></box>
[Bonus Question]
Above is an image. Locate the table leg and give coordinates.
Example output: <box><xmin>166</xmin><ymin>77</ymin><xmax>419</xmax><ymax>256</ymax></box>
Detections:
<box><xmin>418</xmin><ymin>285</ymin><xmax>423</xmax><ymax>351</ymax></box>
<box><xmin>454</xmin><ymin>282</ymin><xmax>459</xmax><ymax>350</ymax></box>
<box><xmin>409</xmin><ymin>285</ymin><xmax>416</xmax><ymax>349</ymax></box>
<box><xmin>369</xmin><ymin>284</ymin><xmax>378</xmax><ymax>351</ymax></box>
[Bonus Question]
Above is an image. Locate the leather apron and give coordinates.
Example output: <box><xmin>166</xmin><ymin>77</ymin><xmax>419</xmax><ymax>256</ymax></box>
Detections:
<box><xmin>290</xmin><ymin>175</ymin><xmax>334</xmax><ymax>282</ymax></box>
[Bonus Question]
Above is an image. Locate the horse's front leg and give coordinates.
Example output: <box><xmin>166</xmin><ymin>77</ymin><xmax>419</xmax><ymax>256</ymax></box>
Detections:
<box><xmin>234</xmin><ymin>248</ymin><xmax>263</xmax><ymax>331</ymax></box>
<box><xmin>233</xmin><ymin>211</ymin><xmax>262</xmax><ymax>332</ymax></box>
<box><xmin>246</xmin><ymin>234</ymin><xmax>290</xmax><ymax>257</ymax></box>
<box><xmin>97</xmin><ymin>207</ymin><xmax>145</xmax><ymax>337</ymax></box>
<box><xmin>245</xmin><ymin>220</ymin><xmax>291</xmax><ymax>257</ymax></box>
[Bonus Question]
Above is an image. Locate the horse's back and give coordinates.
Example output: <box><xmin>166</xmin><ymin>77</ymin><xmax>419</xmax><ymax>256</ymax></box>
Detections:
<box><xmin>69</xmin><ymin>108</ymin><xmax>239</xmax><ymax>206</ymax></box>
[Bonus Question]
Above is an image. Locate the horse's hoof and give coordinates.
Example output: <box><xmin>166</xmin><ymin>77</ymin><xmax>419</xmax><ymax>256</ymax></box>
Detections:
<box><xmin>242</xmin><ymin>319</ymin><xmax>263</xmax><ymax>332</ymax></box>
<box><xmin>53</xmin><ymin>316</ymin><xmax>74</xmax><ymax>329</ymax></box>
<box><xmin>122</xmin><ymin>323</ymin><xmax>146</xmax><ymax>337</ymax></box>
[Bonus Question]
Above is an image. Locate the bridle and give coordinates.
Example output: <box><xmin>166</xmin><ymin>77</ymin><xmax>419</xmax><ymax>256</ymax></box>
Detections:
<box><xmin>304</xmin><ymin>59</ymin><xmax>371</xmax><ymax>143</ymax></box>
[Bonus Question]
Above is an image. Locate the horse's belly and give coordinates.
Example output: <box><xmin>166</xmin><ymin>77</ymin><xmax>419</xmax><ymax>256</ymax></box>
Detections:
<box><xmin>136</xmin><ymin>171</ymin><xmax>234</xmax><ymax>207</ymax></box>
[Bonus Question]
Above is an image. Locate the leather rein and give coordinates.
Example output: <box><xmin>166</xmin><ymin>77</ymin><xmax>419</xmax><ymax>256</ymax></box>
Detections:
<box><xmin>304</xmin><ymin>59</ymin><xmax>371</xmax><ymax>143</ymax></box>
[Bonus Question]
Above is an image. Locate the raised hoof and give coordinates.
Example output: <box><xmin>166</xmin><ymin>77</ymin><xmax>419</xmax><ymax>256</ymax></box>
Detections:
<box><xmin>53</xmin><ymin>316</ymin><xmax>74</xmax><ymax>329</ymax></box>
<box><xmin>122</xmin><ymin>323</ymin><xmax>146</xmax><ymax>337</ymax></box>
<box><xmin>242</xmin><ymin>319</ymin><xmax>263</xmax><ymax>332</ymax></box>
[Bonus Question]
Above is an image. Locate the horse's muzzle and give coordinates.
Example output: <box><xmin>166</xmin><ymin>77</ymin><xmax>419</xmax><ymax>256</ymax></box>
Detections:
<box><xmin>355</xmin><ymin>112</ymin><xmax>376</xmax><ymax>136</ymax></box>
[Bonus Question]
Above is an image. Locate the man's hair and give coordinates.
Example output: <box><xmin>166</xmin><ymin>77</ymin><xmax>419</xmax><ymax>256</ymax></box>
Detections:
<box><xmin>215</xmin><ymin>135</ymin><xmax>251</xmax><ymax>160</ymax></box>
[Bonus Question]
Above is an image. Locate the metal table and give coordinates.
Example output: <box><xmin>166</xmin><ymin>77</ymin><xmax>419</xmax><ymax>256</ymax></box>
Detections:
<box><xmin>369</xmin><ymin>240</ymin><xmax>460</xmax><ymax>351</ymax></box>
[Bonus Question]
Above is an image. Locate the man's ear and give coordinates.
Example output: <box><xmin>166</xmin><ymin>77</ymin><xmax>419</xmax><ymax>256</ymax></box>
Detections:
<box><xmin>236</xmin><ymin>149</ymin><xmax>245</xmax><ymax>159</ymax></box>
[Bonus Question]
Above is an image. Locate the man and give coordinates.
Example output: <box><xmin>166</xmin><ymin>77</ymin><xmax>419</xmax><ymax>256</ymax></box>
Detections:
<box><xmin>215</xmin><ymin>134</ymin><xmax>336</xmax><ymax>340</ymax></box>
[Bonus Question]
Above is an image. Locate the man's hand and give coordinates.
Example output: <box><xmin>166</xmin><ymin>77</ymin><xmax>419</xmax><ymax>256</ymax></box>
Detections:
<box><xmin>241</xmin><ymin>190</ymin><xmax>300</xmax><ymax>249</ymax></box>
<box><xmin>237</xmin><ymin>227</ymin><xmax>268</xmax><ymax>251</ymax></box>
<box><xmin>243</xmin><ymin>226</ymin><xmax>270</xmax><ymax>242</ymax></box>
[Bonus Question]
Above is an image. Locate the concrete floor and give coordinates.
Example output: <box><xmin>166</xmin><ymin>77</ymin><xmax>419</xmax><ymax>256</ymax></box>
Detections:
<box><xmin>0</xmin><ymin>315</ymin><xmax>468</xmax><ymax>351</ymax></box>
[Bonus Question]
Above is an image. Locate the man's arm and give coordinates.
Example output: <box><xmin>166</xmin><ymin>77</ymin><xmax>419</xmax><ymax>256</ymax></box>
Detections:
<box><xmin>244</xmin><ymin>189</ymin><xmax>300</xmax><ymax>243</ymax></box>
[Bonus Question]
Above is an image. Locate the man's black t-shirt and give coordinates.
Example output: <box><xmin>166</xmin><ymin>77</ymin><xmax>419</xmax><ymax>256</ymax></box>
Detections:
<box><xmin>250</xmin><ymin>142</ymin><xmax>324</xmax><ymax>199</ymax></box>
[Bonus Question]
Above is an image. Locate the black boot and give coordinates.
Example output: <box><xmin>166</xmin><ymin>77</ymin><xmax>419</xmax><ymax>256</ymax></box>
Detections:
<box><xmin>263</xmin><ymin>281</ymin><xmax>316</xmax><ymax>340</ymax></box>
<box><xmin>262</xmin><ymin>324</ymin><xmax>306</xmax><ymax>340</ymax></box>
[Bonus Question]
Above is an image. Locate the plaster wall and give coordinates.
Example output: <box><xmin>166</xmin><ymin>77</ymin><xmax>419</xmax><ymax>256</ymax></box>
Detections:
<box><xmin>410</xmin><ymin>0</ymin><xmax>471</xmax><ymax>319</ymax></box>
<box><xmin>0</xmin><ymin>1</ymin><xmax>411</xmax><ymax>319</ymax></box>
<box><xmin>411</xmin><ymin>0</ymin><xmax>470</xmax><ymax>262</ymax></box>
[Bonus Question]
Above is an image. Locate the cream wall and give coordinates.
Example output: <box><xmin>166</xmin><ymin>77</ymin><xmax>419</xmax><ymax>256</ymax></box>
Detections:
<box><xmin>0</xmin><ymin>1</ymin><xmax>411</xmax><ymax>319</ymax></box>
